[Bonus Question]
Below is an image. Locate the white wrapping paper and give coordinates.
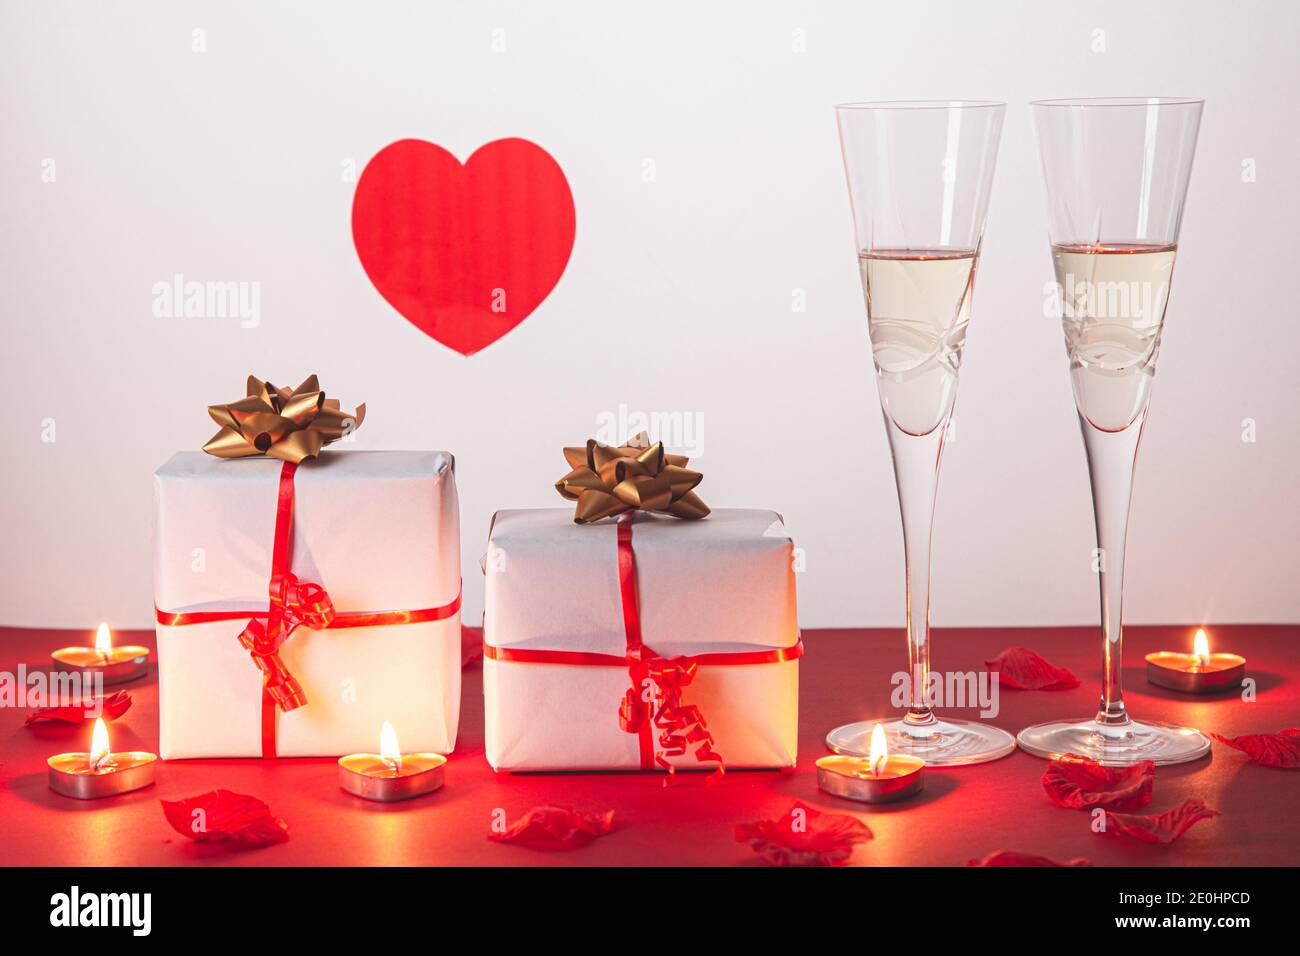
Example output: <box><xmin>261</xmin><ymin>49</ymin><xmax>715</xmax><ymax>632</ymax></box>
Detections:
<box><xmin>483</xmin><ymin>509</ymin><xmax>799</xmax><ymax>771</ymax></box>
<box><xmin>153</xmin><ymin>450</ymin><xmax>460</xmax><ymax>759</ymax></box>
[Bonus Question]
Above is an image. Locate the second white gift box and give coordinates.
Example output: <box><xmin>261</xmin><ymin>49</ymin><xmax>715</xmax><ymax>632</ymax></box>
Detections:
<box><xmin>153</xmin><ymin>450</ymin><xmax>461</xmax><ymax>759</ymax></box>
<box><xmin>483</xmin><ymin>508</ymin><xmax>801</xmax><ymax>772</ymax></box>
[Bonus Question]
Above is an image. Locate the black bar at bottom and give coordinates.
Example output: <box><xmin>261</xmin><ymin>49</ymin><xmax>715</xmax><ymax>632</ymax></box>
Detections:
<box><xmin>0</xmin><ymin>865</ymin><xmax>1280</xmax><ymax>940</ymax></box>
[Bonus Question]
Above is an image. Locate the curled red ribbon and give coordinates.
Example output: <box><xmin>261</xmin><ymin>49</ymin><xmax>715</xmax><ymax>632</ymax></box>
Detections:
<box><xmin>156</xmin><ymin>460</ymin><xmax>461</xmax><ymax>757</ymax></box>
<box><xmin>232</xmin><ymin>461</ymin><xmax>318</xmax><ymax>713</ymax></box>
<box><xmin>484</xmin><ymin>512</ymin><xmax>802</xmax><ymax>775</ymax></box>
<box><xmin>614</xmin><ymin>513</ymin><xmax>723</xmax><ymax>776</ymax></box>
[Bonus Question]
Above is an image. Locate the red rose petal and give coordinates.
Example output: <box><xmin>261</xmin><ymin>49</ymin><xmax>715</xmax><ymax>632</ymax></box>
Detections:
<box><xmin>161</xmin><ymin>790</ymin><xmax>289</xmax><ymax>848</ymax></box>
<box><xmin>1101</xmin><ymin>799</ymin><xmax>1220</xmax><ymax>846</ymax></box>
<box><xmin>24</xmin><ymin>690</ymin><xmax>132</xmax><ymax>726</ymax></box>
<box><xmin>986</xmin><ymin>647</ymin><xmax>1079</xmax><ymax>690</ymax></box>
<box><xmin>967</xmin><ymin>851</ymin><xmax>1092</xmax><ymax>867</ymax></box>
<box><xmin>1210</xmin><ymin>728</ymin><xmax>1300</xmax><ymax>769</ymax></box>
<box><xmin>1042</xmin><ymin>755</ymin><xmax>1154</xmax><ymax>811</ymax></box>
<box><xmin>488</xmin><ymin>806</ymin><xmax>615</xmax><ymax>850</ymax></box>
<box><xmin>735</xmin><ymin>801</ymin><xmax>872</xmax><ymax>867</ymax></box>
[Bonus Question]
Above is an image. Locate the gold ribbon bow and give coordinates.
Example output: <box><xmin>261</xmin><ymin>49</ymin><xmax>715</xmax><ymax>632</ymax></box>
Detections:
<box><xmin>556</xmin><ymin>432</ymin><xmax>709</xmax><ymax>524</ymax></box>
<box><xmin>202</xmin><ymin>375</ymin><xmax>365</xmax><ymax>464</ymax></box>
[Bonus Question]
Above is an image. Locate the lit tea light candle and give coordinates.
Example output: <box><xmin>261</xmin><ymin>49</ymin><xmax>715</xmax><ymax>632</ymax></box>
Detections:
<box><xmin>51</xmin><ymin>623</ymin><xmax>150</xmax><ymax>685</ymax></box>
<box><xmin>816</xmin><ymin>723</ymin><xmax>925</xmax><ymax>804</ymax></box>
<box><xmin>48</xmin><ymin>717</ymin><xmax>157</xmax><ymax>799</ymax></box>
<box><xmin>338</xmin><ymin>722</ymin><xmax>446</xmax><ymax>802</ymax></box>
<box><xmin>1146</xmin><ymin>628</ymin><xmax>1246</xmax><ymax>694</ymax></box>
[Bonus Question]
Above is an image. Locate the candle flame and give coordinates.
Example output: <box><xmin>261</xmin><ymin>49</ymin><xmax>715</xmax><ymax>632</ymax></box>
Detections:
<box><xmin>379</xmin><ymin>721</ymin><xmax>403</xmax><ymax>773</ymax></box>
<box><xmin>1193</xmin><ymin>628</ymin><xmax>1211</xmax><ymax>667</ymax></box>
<box><xmin>89</xmin><ymin>717</ymin><xmax>111</xmax><ymax>771</ymax></box>
<box><xmin>868</xmin><ymin>723</ymin><xmax>889</xmax><ymax>777</ymax></box>
<box><xmin>94</xmin><ymin>622</ymin><xmax>112</xmax><ymax>657</ymax></box>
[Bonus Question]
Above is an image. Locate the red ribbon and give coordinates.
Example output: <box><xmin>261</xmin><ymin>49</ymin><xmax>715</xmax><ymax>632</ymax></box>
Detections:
<box><xmin>156</xmin><ymin>460</ymin><xmax>462</xmax><ymax>757</ymax></box>
<box><xmin>483</xmin><ymin>512</ymin><xmax>803</xmax><ymax>776</ymax></box>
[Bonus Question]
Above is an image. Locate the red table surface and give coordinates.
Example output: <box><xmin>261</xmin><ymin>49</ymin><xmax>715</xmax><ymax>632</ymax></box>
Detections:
<box><xmin>0</xmin><ymin>624</ymin><xmax>1296</xmax><ymax>867</ymax></box>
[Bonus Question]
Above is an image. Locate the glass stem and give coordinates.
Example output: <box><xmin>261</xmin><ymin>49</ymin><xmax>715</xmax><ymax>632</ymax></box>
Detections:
<box><xmin>1079</xmin><ymin>409</ymin><xmax>1146</xmax><ymax>735</ymax></box>
<box><xmin>884</xmin><ymin>413</ymin><xmax>949</xmax><ymax>734</ymax></box>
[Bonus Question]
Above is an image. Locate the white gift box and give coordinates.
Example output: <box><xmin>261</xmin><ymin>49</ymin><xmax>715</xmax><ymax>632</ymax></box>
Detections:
<box><xmin>153</xmin><ymin>450</ymin><xmax>461</xmax><ymax>759</ymax></box>
<box><xmin>483</xmin><ymin>509</ymin><xmax>800</xmax><ymax>771</ymax></box>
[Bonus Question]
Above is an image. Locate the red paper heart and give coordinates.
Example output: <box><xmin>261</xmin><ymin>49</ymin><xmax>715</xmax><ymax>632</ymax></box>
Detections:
<box><xmin>1042</xmin><ymin>755</ymin><xmax>1155</xmax><ymax>811</ymax></box>
<box><xmin>352</xmin><ymin>137</ymin><xmax>575</xmax><ymax>356</ymax></box>
<box><xmin>986</xmin><ymin>646</ymin><xmax>1080</xmax><ymax>690</ymax></box>
<box><xmin>461</xmin><ymin>625</ymin><xmax>483</xmax><ymax>669</ymax></box>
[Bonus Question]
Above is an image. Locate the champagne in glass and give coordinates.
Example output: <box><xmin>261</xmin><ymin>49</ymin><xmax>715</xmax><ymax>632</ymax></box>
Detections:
<box><xmin>1054</xmin><ymin>241</ymin><xmax>1176</xmax><ymax>431</ymax></box>
<box><xmin>862</xmin><ymin>248</ymin><xmax>976</xmax><ymax>437</ymax></box>
<box><xmin>827</xmin><ymin>101</ymin><xmax>1016</xmax><ymax>766</ymax></box>
<box><xmin>1018</xmin><ymin>97</ymin><xmax>1210</xmax><ymax>766</ymax></box>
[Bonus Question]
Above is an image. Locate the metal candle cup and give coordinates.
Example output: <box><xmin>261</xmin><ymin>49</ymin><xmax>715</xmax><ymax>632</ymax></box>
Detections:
<box><xmin>338</xmin><ymin>722</ymin><xmax>445</xmax><ymax>802</ymax></box>
<box><xmin>1145</xmin><ymin>628</ymin><xmax>1246</xmax><ymax>694</ymax></box>
<box><xmin>50</xmin><ymin>647</ymin><xmax>150</xmax><ymax>685</ymax></box>
<box><xmin>47</xmin><ymin>719</ymin><xmax>156</xmax><ymax>799</ymax></box>
<box><xmin>338</xmin><ymin>753</ymin><xmax>446</xmax><ymax>801</ymax></box>
<box><xmin>51</xmin><ymin>624</ymin><xmax>149</xmax><ymax>685</ymax></box>
<box><xmin>1146</xmin><ymin>653</ymin><xmax>1246</xmax><ymax>693</ymax></box>
<box><xmin>817</xmin><ymin>754</ymin><xmax>925</xmax><ymax>804</ymax></box>
<box><xmin>818</xmin><ymin>723</ymin><xmax>925</xmax><ymax>803</ymax></box>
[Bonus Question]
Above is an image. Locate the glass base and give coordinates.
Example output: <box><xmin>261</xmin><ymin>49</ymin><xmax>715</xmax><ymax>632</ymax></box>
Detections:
<box><xmin>825</xmin><ymin>717</ymin><xmax>1017</xmax><ymax>767</ymax></box>
<box><xmin>1016</xmin><ymin>716</ymin><xmax>1211</xmax><ymax>766</ymax></box>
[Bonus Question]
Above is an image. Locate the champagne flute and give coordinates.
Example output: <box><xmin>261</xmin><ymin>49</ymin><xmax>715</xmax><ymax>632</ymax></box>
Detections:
<box><xmin>826</xmin><ymin>101</ymin><xmax>1016</xmax><ymax>765</ymax></box>
<box><xmin>1018</xmin><ymin>97</ymin><xmax>1210</xmax><ymax>766</ymax></box>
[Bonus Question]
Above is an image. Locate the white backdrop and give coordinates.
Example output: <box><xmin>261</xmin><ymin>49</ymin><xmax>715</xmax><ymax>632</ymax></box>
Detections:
<box><xmin>2</xmin><ymin>0</ymin><xmax>1297</xmax><ymax>630</ymax></box>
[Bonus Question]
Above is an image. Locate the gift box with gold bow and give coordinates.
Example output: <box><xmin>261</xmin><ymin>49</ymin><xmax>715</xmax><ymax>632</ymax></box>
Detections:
<box><xmin>482</xmin><ymin>435</ymin><xmax>801</xmax><ymax>772</ymax></box>
<box><xmin>152</xmin><ymin>376</ymin><xmax>462</xmax><ymax>759</ymax></box>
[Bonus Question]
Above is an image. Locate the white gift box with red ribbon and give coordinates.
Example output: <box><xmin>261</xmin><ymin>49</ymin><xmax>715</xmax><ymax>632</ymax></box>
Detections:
<box><xmin>152</xmin><ymin>450</ymin><xmax>461</xmax><ymax>759</ymax></box>
<box><xmin>483</xmin><ymin>508</ymin><xmax>801</xmax><ymax>772</ymax></box>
